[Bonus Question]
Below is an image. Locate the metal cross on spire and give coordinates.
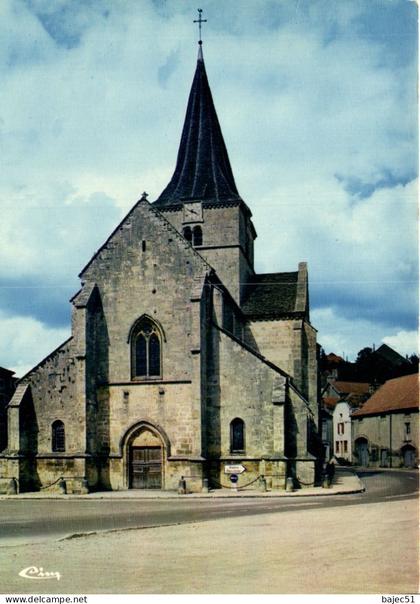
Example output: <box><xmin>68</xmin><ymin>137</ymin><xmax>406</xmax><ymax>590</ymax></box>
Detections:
<box><xmin>194</xmin><ymin>8</ymin><xmax>207</xmax><ymax>45</ymax></box>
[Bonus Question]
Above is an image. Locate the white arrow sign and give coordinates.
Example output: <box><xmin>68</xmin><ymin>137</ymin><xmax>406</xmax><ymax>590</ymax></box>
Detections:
<box><xmin>224</xmin><ymin>464</ymin><xmax>246</xmax><ymax>474</ymax></box>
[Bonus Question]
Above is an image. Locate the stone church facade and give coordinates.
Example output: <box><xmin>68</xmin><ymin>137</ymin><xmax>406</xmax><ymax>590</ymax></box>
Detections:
<box><xmin>0</xmin><ymin>45</ymin><xmax>319</xmax><ymax>494</ymax></box>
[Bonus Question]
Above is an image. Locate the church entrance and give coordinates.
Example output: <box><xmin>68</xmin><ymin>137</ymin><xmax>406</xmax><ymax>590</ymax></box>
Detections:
<box><xmin>126</xmin><ymin>425</ymin><xmax>164</xmax><ymax>489</ymax></box>
<box><xmin>130</xmin><ymin>446</ymin><xmax>162</xmax><ymax>489</ymax></box>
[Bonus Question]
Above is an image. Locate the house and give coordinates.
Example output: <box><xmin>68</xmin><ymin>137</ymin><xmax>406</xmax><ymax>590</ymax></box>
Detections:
<box><xmin>0</xmin><ymin>40</ymin><xmax>319</xmax><ymax>493</ymax></box>
<box><xmin>333</xmin><ymin>401</ymin><xmax>352</xmax><ymax>462</ymax></box>
<box><xmin>320</xmin><ymin>399</ymin><xmax>334</xmax><ymax>462</ymax></box>
<box><xmin>0</xmin><ymin>367</ymin><xmax>16</xmax><ymax>452</ymax></box>
<box><xmin>323</xmin><ymin>379</ymin><xmax>371</xmax><ymax>408</ymax></box>
<box><xmin>352</xmin><ymin>373</ymin><xmax>419</xmax><ymax>468</ymax></box>
<box><xmin>374</xmin><ymin>343</ymin><xmax>410</xmax><ymax>369</ymax></box>
<box><xmin>321</xmin><ymin>379</ymin><xmax>370</xmax><ymax>463</ymax></box>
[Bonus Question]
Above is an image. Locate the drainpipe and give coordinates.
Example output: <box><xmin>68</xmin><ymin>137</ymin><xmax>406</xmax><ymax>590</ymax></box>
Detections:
<box><xmin>389</xmin><ymin>413</ymin><xmax>392</xmax><ymax>468</ymax></box>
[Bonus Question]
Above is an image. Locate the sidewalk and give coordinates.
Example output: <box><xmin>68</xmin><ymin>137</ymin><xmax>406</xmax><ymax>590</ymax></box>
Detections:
<box><xmin>0</xmin><ymin>468</ymin><xmax>364</xmax><ymax>500</ymax></box>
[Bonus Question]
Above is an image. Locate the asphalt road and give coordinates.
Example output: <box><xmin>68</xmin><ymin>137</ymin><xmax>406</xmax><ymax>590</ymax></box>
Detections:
<box><xmin>0</xmin><ymin>469</ymin><xmax>417</xmax><ymax>546</ymax></box>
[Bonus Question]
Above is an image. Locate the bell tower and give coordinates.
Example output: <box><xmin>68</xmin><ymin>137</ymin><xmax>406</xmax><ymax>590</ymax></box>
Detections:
<box><xmin>153</xmin><ymin>29</ymin><xmax>256</xmax><ymax>304</ymax></box>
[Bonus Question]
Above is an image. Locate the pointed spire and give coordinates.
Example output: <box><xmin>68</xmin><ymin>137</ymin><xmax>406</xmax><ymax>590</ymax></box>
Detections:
<box><xmin>154</xmin><ymin>45</ymin><xmax>241</xmax><ymax>207</ymax></box>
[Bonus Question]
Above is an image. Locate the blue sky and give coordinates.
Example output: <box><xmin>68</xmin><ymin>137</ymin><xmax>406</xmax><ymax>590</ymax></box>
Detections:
<box><xmin>0</xmin><ymin>0</ymin><xmax>418</xmax><ymax>375</ymax></box>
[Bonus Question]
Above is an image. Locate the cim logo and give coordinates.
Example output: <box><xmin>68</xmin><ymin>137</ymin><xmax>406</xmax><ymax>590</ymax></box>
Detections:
<box><xmin>19</xmin><ymin>566</ymin><xmax>61</xmax><ymax>581</ymax></box>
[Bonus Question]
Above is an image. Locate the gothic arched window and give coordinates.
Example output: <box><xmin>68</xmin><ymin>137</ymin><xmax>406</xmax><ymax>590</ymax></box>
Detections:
<box><xmin>230</xmin><ymin>418</ymin><xmax>245</xmax><ymax>453</ymax></box>
<box><xmin>193</xmin><ymin>226</ymin><xmax>203</xmax><ymax>247</ymax></box>
<box><xmin>52</xmin><ymin>420</ymin><xmax>65</xmax><ymax>452</ymax></box>
<box><xmin>183</xmin><ymin>226</ymin><xmax>192</xmax><ymax>243</ymax></box>
<box><xmin>131</xmin><ymin>318</ymin><xmax>162</xmax><ymax>379</ymax></box>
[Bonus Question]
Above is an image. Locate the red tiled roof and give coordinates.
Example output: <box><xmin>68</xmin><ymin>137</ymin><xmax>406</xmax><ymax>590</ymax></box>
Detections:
<box><xmin>326</xmin><ymin>353</ymin><xmax>344</xmax><ymax>363</ymax></box>
<box><xmin>323</xmin><ymin>396</ymin><xmax>339</xmax><ymax>410</ymax></box>
<box><xmin>353</xmin><ymin>373</ymin><xmax>419</xmax><ymax>417</ymax></box>
<box><xmin>334</xmin><ymin>381</ymin><xmax>370</xmax><ymax>395</ymax></box>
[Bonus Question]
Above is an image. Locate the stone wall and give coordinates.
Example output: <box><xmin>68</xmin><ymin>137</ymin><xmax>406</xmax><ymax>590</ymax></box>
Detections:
<box><xmin>248</xmin><ymin>320</ymin><xmax>294</xmax><ymax>374</ymax></box>
<box><xmin>160</xmin><ymin>203</ymin><xmax>255</xmax><ymax>305</ymax></box>
<box><xmin>303</xmin><ymin>320</ymin><xmax>318</xmax><ymax>419</ymax></box>
<box><xmin>103</xmin><ymin>382</ymin><xmax>198</xmax><ymax>489</ymax></box>
<box><xmin>19</xmin><ymin>340</ymin><xmax>81</xmax><ymax>455</ymax></box>
<box><xmin>77</xmin><ymin>201</ymin><xmax>212</xmax><ymax>490</ymax></box>
<box><xmin>79</xmin><ymin>201</ymin><xmax>209</xmax><ymax>385</ymax></box>
<box><xmin>249</xmin><ymin>318</ymin><xmax>318</xmax><ymax>424</ymax></box>
<box><xmin>0</xmin><ymin>369</ymin><xmax>16</xmax><ymax>452</ymax></box>
<box><xmin>0</xmin><ymin>339</ymin><xmax>92</xmax><ymax>492</ymax></box>
<box><xmin>205</xmin><ymin>325</ymin><xmax>288</xmax><ymax>487</ymax></box>
<box><xmin>352</xmin><ymin>411</ymin><xmax>419</xmax><ymax>467</ymax></box>
<box><xmin>0</xmin><ymin>196</ymin><xmax>320</xmax><ymax>493</ymax></box>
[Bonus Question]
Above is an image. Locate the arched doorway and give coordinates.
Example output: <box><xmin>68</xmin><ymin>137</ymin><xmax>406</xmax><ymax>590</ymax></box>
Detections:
<box><xmin>355</xmin><ymin>437</ymin><xmax>369</xmax><ymax>467</ymax></box>
<box><xmin>401</xmin><ymin>445</ymin><xmax>416</xmax><ymax>469</ymax></box>
<box><xmin>128</xmin><ymin>428</ymin><xmax>163</xmax><ymax>489</ymax></box>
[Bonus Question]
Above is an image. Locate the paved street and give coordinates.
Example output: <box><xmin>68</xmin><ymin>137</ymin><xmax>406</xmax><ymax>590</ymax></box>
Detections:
<box><xmin>0</xmin><ymin>470</ymin><xmax>418</xmax><ymax>593</ymax></box>
<box><xmin>0</xmin><ymin>469</ymin><xmax>417</xmax><ymax>546</ymax></box>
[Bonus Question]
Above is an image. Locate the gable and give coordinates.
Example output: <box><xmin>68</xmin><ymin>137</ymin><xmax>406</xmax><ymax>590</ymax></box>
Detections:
<box><xmin>79</xmin><ymin>198</ymin><xmax>211</xmax><ymax>282</ymax></box>
<box><xmin>73</xmin><ymin>200</ymin><xmax>213</xmax><ymax>383</ymax></box>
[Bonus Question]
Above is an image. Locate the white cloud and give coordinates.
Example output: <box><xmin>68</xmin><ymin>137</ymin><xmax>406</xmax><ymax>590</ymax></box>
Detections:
<box><xmin>0</xmin><ymin>311</ymin><xmax>70</xmax><ymax>378</ymax></box>
<box><xmin>255</xmin><ymin>178</ymin><xmax>418</xmax><ymax>326</ymax></box>
<box><xmin>0</xmin><ymin>183</ymin><xmax>122</xmax><ymax>282</ymax></box>
<box><xmin>0</xmin><ymin>0</ymin><xmax>417</xmax><ymax>370</ymax></box>
<box><xmin>313</xmin><ymin>307</ymin><xmax>418</xmax><ymax>361</ymax></box>
<box><xmin>383</xmin><ymin>331</ymin><xmax>419</xmax><ymax>358</ymax></box>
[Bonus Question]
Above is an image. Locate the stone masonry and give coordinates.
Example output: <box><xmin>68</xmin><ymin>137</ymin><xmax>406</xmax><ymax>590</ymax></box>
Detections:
<box><xmin>0</xmin><ymin>43</ymin><xmax>320</xmax><ymax>494</ymax></box>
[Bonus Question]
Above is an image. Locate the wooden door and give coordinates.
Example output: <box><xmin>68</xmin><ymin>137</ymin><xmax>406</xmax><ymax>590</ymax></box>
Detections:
<box><xmin>130</xmin><ymin>446</ymin><xmax>162</xmax><ymax>489</ymax></box>
<box><xmin>357</xmin><ymin>441</ymin><xmax>369</xmax><ymax>467</ymax></box>
<box><xmin>380</xmin><ymin>449</ymin><xmax>388</xmax><ymax>466</ymax></box>
<box><xmin>403</xmin><ymin>447</ymin><xmax>415</xmax><ymax>468</ymax></box>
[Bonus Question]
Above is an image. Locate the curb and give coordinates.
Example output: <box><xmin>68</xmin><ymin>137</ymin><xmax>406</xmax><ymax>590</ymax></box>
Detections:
<box><xmin>0</xmin><ymin>470</ymin><xmax>365</xmax><ymax>501</ymax></box>
<box><xmin>0</xmin><ymin>485</ymin><xmax>365</xmax><ymax>500</ymax></box>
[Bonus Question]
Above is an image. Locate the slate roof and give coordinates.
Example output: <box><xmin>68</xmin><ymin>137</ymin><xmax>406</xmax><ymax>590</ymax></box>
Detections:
<box><xmin>352</xmin><ymin>373</ymin><xmax>419</xmax><ymax>417</ymax></box>
<box><xmin>374</xmin><ymin>343</ymin><xmax>408</xmax><ymax>367</ymax></box>
<box><xmin>0</xmin><ymin>367</ymin><xmax>15</xmax><ymax>377</ymax></box>
<box><xmin>241</xmin><ymin>272</ymin><xmax>299</xmax><ymax>319</ymax></box>
<box><xmin>8</xmin><ymin>383</ymin><xmax>29</xmax><ymax>407</ymax></box>
<box><xmin>70</xmin><ymin>283</ymin><xmax>96</xmax><ymax>307</ymax></box>
<box><xmin>154</xmin><ymin>46</ymin><xmax>241</xmax><ymax>207</ymax></box>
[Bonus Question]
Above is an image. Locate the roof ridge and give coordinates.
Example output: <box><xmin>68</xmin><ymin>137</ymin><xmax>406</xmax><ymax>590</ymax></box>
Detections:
<box><xmin>215</xmin><ymin>323</ymin><xmax>311</xmax><ymax>408</ymax></box>
<box><xmin>78</xmin><ymin>198</ymin><xmax>144</xmax><ymax>278</ymax></box>
<box><xmin>18</xmin><ymin>336</ymin><xmax>73</xmax><ymax>383</ymax></box>
<box><xmin>383</xmin><ymin>372</ymin><xmax>418</xmax><ymax>384</ymax></box>
<box><xmin>146</xmin><ymin>200</ymin><xmax>214</xmax><ymax>273</ymax></box>
<box><xmin>214</xmin><ymin>322</ymin><xmax>290</xmax><ymax>379</ymax></box>
<box><xmin>254</xmin><ymin>271</ymin><xmax>299</xmax><ymax>277</ymax></box>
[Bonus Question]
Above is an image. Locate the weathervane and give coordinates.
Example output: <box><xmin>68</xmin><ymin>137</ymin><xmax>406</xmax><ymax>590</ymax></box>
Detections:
<box><xmin>194</xmin><ymin>8</ymin><xmax>207</xmax><ymax>45</ymax></box>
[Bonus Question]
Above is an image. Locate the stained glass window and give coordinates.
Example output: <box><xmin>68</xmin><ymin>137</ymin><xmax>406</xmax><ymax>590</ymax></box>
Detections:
<box><xmin>52</xmin><ymin>420</ymin><xmax>65</xmax><ymax>452</ymax></box>
<box><xmin>132</xmin><ymin>319</ymin><xmax>162</xmax><ymax>379</ymax></box>
<box><xmin>230</xmin><ymin>418</ymin><xmax>245</xmax><ymax>453</ymax></box>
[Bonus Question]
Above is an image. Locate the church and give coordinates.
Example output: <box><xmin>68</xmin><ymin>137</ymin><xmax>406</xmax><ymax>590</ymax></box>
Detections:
<box><xmin>0</xmin><ymin>39</ymin><xmax>319</xmax><ymax>494</ymax></box>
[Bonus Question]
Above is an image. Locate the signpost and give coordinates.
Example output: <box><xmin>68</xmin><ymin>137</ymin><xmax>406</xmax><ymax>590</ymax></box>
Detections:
<box><xmin>224</xmin><ymin>464</ymin><xmax>246</xmax><ymax>475</ymax></box>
